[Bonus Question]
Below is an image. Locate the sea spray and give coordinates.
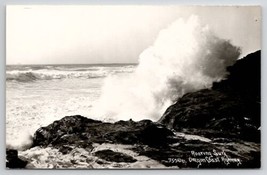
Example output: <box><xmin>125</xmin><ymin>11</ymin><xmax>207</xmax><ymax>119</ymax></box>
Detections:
<box><xmin>91</xmin><ymin>15</ymin><xmax>240</xmax><ymax>121</ymax></box>
<box><xmin>6</xmin><ymin>131</ymin><xmax>33</xmax><ymax>151</ymax></box>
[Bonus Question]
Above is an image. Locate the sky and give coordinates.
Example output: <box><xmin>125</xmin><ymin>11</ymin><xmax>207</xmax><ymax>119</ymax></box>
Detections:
<box><xmin>6</xmin><ymin>5</ymin><xmax>261</xmax><ymax>65</ymax></box>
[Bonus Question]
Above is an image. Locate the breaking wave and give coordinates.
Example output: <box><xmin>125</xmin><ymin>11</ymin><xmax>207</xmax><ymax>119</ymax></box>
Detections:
<box><xmin>6</xmin><ymin>66</ymin><xmax>136</xmax><ymax>82</ymax></box>
<box><xmin>92</xmin><ymin>15</ymin><xmax>241</xmax><ymax>121</ymax></box>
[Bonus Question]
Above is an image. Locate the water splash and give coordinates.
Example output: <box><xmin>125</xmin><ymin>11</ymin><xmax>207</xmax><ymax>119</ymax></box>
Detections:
<box><xmin>89</xmin><ymin>15</ymin><xmax>241</xmax><ymax>121</ymax></box>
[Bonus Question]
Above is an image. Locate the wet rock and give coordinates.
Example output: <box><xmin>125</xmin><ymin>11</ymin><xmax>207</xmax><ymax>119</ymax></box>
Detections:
<box><xmin>158</xmin><ymin>50</ymin><xmax>261</xmax><ymax>142</ymax></box>
<box><xmin>33</xmin><ymin>115</ymin><xmax>102</xmax><ymax>147</ymax></box>
<box><xmin>139</xmin><ymin>122</ymin><xmax>175</xmax><ymax>147</ymax></box>
<box><xmin>94</xmin><ymin>150</ymin><xmax>137</xmax><ymax>163</ymax></box>
<box><xmin>29</xmin><ymin>115</ymin><xmax>260</xmax><ymax>168</ymax></box>
<box><xmin>6</xmin><ymin>149</ymin><xmax>27</xmax><ymax>169</ymax></box>
<box><xmin>32</xmin><ymin>115</ymin><xmax>175</xmax><ymax>150</ymax></box>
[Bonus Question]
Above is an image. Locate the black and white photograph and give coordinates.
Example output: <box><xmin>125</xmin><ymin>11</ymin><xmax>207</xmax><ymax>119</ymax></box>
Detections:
<box><xmin>6</xmin><ymin>5</ymin><xmax>261</xmax><ymax>169</ymax></box>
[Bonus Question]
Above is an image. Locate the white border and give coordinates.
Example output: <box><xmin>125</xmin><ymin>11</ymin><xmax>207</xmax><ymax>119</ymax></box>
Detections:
<box><xmin>1</xmin><ymin>0</ymin><xmax>265</xmax><ymax>175</ymax></box>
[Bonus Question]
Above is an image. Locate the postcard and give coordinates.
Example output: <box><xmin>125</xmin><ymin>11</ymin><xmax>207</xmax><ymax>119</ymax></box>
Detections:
<box><xmin>6</xmin><ymin>5</ymin><xmax>261</xmax><ymax>169</ymax></box>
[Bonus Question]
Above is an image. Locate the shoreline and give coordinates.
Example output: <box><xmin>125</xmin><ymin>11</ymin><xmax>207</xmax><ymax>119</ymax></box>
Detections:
<box><xmin>6</xmin><ymin>50</ymin><xmax>261</xmax><ymax>169</ymax></box>
<box><xmin>7</xmin><ymin>115</ymin><xmax>260</xmax><ymax>169</ymax></box>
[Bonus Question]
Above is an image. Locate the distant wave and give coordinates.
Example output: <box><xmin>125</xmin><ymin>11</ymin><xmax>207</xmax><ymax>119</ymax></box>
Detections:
<box><xmin>6</xmin><ymin>66</ymin><xmax>136</xmax><ymax>82</ymax></box>
<box><xmin>6</xmin><ymin>71</ymin><xmax>106</xmax><ymax>82</ymax></box>
<box><xmin>6</xmin><ymin>72</ymin><xmax>38</xmax><ymax>82</ymax></box>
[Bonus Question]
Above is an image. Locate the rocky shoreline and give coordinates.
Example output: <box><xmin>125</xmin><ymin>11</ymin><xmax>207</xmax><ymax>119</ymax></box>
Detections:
<box><xmin>6</xmin><ymin>50</ymin><xmax>261</xmax><ymax>169</ymax></box>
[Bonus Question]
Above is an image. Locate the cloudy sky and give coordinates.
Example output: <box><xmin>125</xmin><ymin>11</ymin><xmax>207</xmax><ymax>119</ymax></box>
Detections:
<box><xmin>6</xmin><ymin>5</ymin><xmax>261</xmax><ymax>65</ymax></box>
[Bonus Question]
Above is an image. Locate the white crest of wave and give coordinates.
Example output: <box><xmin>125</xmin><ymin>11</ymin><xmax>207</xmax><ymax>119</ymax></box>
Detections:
<box><xmin>92</xmin><ymin>15</ymin><xmax>241</xmax><ymax>121</ymax></box>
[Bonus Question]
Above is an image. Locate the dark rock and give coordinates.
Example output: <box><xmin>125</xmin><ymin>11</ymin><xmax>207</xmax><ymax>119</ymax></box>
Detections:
<box><xmin>139</xmin><ymin>122</ymin><xmax>175</xmax><ymax>147</ymax></box>
<box><xmin>158</xmin><ymin>50</ymin><xmax>261</xmax><ymax>142</ymax></box>
<box><xmin>33</xmin><ymin>115</ymin><xmax>102</xmax><ymax>147</ymax></box>
<box><xmin>58</xmin><ymin>145</ymin><xmax>74</xmax><ymax>154</ymax></box>
<box><xmin>30</xmin><ymin>116</ymin><xmax>260</xmax><ymax>168</ymax></box>
<box><xmin>213</xmin><ymin>50</ymin><xmax>261</xmax><ymax>102</ymax></box>
<box><xmin>6</xmin><ymin>149</ymin><xmax>27</xmax><ymax>169</ymax></box>
<box><xmin>94</xmin><ymin>149</ymin><xmax>137</xmax><ymax>163</ymax></box>
<box><xmin>32</xmin><ymin>115</ymin><xmax>175</xmax><ymax>150</ymax></box>
<box><xmin>132</xmin><ymin>137</ymin><xmax>260</xmax><ymax>168</ymax></box>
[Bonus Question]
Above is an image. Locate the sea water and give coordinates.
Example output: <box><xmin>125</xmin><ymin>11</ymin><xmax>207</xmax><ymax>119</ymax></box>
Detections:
<box><xmin>6</xmin><ymin>64</ymin><xmax>136</xmax><ymax>149</ymax></box>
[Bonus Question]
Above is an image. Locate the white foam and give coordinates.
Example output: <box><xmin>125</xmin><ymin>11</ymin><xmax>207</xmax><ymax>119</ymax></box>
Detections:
<box><xmin>93</xmin><ymin>15</ymin><xmax>241</xmax><ymax>121</ymax></box>
<box><xmin>19</xmin><ymin>144</ymin><xmax>165</xmax><ymax>169</ymax></box>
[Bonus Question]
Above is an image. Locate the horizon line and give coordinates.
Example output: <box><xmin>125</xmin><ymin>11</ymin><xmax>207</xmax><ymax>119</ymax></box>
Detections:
<box><xmin>6</xmin><ymin>62</ymin><xmax>139</xmax><ymax>66</ymax></box>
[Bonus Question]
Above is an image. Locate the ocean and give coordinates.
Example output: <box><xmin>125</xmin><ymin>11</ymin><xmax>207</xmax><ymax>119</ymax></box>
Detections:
<box><xmin>6</xmin><ymin>64</ymin><xmax>136</xmax><ymax>148</ymax></box>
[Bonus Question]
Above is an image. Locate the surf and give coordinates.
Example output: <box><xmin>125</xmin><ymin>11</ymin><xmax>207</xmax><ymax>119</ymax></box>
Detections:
<box><xmin>92</xmin><ymin>15</ymin><xmax>241</xmax><ymax>121</ymax></box>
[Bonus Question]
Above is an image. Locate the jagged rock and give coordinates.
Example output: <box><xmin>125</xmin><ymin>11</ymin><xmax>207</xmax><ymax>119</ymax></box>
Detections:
<box><xmin>32</xmin><ymin>115</ymin><xmax>176</xmax><ymax>149</ymax></box>
<box><xmin>30</xmin><ymin>114</ymin><xmax>260</xmax><ymax>168</ymax></box>
<box><xmin>158</xmin><ymin>50</ymin><xmax>261</xmax><ymax>142</ymax></box>
<box><xmin>213</xmin><ymin>50</ymin><xmax>261</xmax><ymax>101</ymax></box>
<box><xmin>6</xmin><ymin>149</ymin><xmax>27</xmax><ymax>168</ymax></box>
<box><xmin>33</xmin><ymin>115</ymin><xmax>102</xmax><ymax>148</ymax></box>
